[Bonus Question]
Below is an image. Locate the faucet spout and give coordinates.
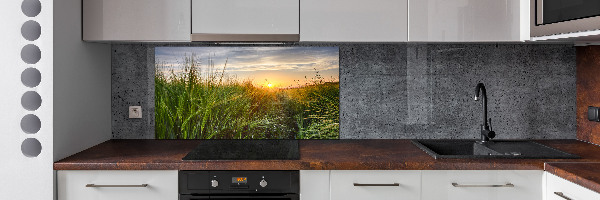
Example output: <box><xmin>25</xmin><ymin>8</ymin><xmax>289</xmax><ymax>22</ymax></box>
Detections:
<box><xmin>474</xmin><ymin>83</ymin><xmax>495</xmax><ymax>142</ymax></box>
<box><xmin>474</xmin><ymin>83</ymin><xmax>487</xmax><ymax>129</ymax></box>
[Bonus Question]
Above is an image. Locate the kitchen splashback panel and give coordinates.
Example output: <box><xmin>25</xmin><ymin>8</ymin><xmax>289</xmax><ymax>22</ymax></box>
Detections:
<box><xmin>112</xmin><ymin>43</ymin><xmax>576</xmax><ymax>140</ymax></box>
<box><xmin>154</xmin><ymin>47</ymin><xmax>339</xmax><ymax>139</ymax></box>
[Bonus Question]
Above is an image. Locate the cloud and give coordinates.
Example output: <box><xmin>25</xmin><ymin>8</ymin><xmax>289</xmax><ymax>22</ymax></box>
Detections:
<box><xmin>155</xmin><ymin>47</ymin><xmax>340</xmax><ymax>74</ymax></box>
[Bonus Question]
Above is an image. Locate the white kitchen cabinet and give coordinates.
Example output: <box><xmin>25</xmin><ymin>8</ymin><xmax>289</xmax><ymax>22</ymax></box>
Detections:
<box><xmin>545</xmin><ymin>172</ymin><xmax>600</xmax><ymax>200</ymax></box>
<box><xmin>300</xmin><ymin>170</ymin><xmax>330</xmax><ymax>200</ymax></box>
<box><xmin>330</xmin><ymin>170</ymin><xmax>421</xmax><ymax>200</ymax></box>
<box><xmin>57</xmin><ymin>170</ymin><xmax>178</xmax><ymax>200</ymax></box>
<box><xmin>300</xmin><ymin>0</ymin><xmax>408</xmax><ymax>42</ymax></box>
<box><xmin>83</xmin><ymin>0</ymin><xmax>191</xmax><ymax>41</ymax></box>
<box><xmin>409</xmin><ymin>0</ymin><xmax>529</xmax><ymax>42</ymax></box>
<box><xmin>191</xmin><ymin>0</ymin><xmax>299</xmax><ymax>41</ymax></box>
<box><xmin>422</xmin><ymin>170</ymin><xmax>543</xmax><ymax>200</ymax></box>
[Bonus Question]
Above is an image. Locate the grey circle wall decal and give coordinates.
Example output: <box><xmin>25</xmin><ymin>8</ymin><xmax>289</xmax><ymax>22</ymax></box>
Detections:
<box><xmin>21</xmin><ymin>68</ymin><xmax>41</xmax><ymax>88</ymax></box>
<box><xmin>21</xmin><ymin>44</ymin><xmax>41</xmax><ymax>64</ymax></box>
<box><xmin>21</xmin><ymin>0</ymin><xmax>41</xmax><ymax>17</ymax></box>
<box><xmin>21</xmin><ymin>20</ymin><xmax>41</xmax><ymax>41</ymax></box>
<box><xmin>21</xmin><ymin>138</ymin><xmax>42</xmax><ymax>157</ymax></box>
<box><xmin>20</xmin><ymin>114</ymin><xmax>41</xmax><ymax>134</ymax></box>
<box><xmin>21</xmin><ymin>91</ymin><xmax>42</xmax><ymax>111</ymax></box>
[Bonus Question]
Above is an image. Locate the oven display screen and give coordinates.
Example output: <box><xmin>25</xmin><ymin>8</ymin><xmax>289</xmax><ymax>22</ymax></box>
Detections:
<box><xmin>232</xmin><ymin>177</ymin><xmax>247</xmax><ymax>184</ymax></box>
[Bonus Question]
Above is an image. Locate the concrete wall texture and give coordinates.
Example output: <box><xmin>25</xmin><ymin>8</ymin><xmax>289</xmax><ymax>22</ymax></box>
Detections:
<box><xmin>112</xmin><ymin>43</ymin><xmax>576</xmax><ymax>139</ymax></box>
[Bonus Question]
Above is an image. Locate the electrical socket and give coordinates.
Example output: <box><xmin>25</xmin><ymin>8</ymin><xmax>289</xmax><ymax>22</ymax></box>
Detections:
<box><xmin>129</xmin><ymin>106</ymin><xmax>142</xmax><ymax>119</ymax></box>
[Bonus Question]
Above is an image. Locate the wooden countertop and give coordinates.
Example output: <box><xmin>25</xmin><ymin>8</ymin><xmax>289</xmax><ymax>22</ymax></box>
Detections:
<box><xmin>54</xmin><ymin>139</ymin><xmax>600</xmax><ymax>195</ymax></box>
<box><xmin>54</xmin><ymin>139</ymin><xmax>600</xmax><ymax>171</ymax></box>
<box><xmin>545</xmin><ymin>162</ymin><xmax>600</xmax><ymax>194</ymax></box>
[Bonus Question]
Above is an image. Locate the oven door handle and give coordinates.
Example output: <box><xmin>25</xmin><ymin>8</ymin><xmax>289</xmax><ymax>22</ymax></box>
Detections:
<box><xmin>210</xmin><ymin>196</ymin><xmax>296</xmax><ymax>199</ymax></box>
<box><xmin>180</xmin><ymin>195</ymin><xmax>298</xmax><ymax>200</ymax></box>
<box><xmin>181</xmin><ymin>197</ymin><xmax>210</xmax><ymax>200</ymax></box>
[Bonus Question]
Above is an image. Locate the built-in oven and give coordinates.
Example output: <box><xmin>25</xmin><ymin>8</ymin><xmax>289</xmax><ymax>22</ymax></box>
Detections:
<box><xmin>179</xmin><ymin>171</ymin><xmax>299</xmax><ymax>200</ymax></box>
<box><xmin>532</xmin><ymin>0</ymin><xmax>600</xmax><ymax>37</ymax></box>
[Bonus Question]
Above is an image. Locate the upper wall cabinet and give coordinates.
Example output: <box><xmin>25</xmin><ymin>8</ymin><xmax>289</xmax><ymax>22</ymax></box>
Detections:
<box><xmin>300</xmin><ymin>0</ymin><xmax>408</xmax><ymax>42</ymax></box>
<box><xmin>191</xmin><ymin>0</ymin><xmax>300</xmax><ymax>41</ymax></box>
<box><xmin>83</xmin><ymin>0</ymin><xmax>191</xmax><ymax>42</ymax></box>
<box><xmin>409</xmin><ymin>0</ymin><xmax>530</xmax><ymax>42</ymax></box>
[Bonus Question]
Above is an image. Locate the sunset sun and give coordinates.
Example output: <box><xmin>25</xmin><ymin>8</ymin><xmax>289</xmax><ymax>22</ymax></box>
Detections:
<box><xmin>267</xmin><ymin>83</ymin><xmax>273</xmax><ymax>88</ymax></box>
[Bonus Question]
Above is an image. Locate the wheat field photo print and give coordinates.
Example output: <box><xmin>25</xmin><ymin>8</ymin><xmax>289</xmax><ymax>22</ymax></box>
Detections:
<box><xmin>155</xmin><ymin>47</ymin><xmax>339</xmax><ymax>139</ymax></box>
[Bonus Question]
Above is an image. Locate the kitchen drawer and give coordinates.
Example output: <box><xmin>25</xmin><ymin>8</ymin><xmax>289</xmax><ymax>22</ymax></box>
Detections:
<box><xmin>545</xmin><ymin>172</ymin><xmax>600</xmax><ymax>200</ymax></box>
<box><xmin>422</xmin><ymin>170</ymin><xmax>542</xmax><ymax>200</ymax></box>
<box><xmin>330</xmin><ymin>170</ymin><xmax>421</xmax><ymax>200</ymax></box>
<box><xmin>57</xmin><ymin>170</ymin><xmax>178</xmax><ymax>200</ymax></box>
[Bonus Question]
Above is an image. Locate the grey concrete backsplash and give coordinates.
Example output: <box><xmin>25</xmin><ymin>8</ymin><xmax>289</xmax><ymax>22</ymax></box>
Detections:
<box><xmin>112</xmin><ymin>43</ymin><xmax>576</xmax><ymax>139</ymax></box>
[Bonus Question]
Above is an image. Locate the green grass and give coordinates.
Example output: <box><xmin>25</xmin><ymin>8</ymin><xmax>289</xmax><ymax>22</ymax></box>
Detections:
<box><xmin>155</xmin><ymin>54</ymin><xmax>339</xmax><ymax>139</ymax></box>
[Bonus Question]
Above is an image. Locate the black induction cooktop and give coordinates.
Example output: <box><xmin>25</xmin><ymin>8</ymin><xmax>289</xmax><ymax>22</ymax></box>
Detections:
<box><xmin>182</xmin><ymin>140</ymin><xmax>300</xmax><ymax>160</ymax></box>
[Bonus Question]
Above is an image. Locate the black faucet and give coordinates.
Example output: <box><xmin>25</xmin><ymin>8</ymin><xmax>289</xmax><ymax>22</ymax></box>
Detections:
<box><xmin>474</xmin><ymin>83</ymin><xmax>495</xmax><ymax>143</ymax></box>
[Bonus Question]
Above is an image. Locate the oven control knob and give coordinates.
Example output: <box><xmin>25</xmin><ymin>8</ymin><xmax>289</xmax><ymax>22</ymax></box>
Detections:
<box><xmin>259</xmin><ymin>179</ymin><xmax>267</xmax><ymax>187</ymax></box>
<box><xmin>211</xmin><ymin>180</ymin><xmax>219</xmax><ymax>188</ymax></box>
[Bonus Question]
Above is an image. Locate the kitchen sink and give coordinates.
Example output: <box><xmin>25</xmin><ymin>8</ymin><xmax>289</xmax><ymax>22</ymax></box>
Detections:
<box><xmin>412</xmin><ymin>140</ymin><xmax>579</xmax><ymax>159</ymax></box>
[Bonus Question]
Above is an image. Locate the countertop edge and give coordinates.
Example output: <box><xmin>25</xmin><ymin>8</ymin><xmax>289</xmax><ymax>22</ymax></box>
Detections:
<box><xmin>545</xmin><ymin>162</ymin><xmax>600</xmax><ymax>194</ymax></box>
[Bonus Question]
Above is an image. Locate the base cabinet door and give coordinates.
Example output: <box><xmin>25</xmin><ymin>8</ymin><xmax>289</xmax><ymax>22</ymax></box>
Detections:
<box><xmin>57</xmin><ymin>170</ymin><xmax>178</xmax><ymax>200</ymax></box>
<box><xmin>545</xmin><ymin>172</ymin><xmax>600</xmax><ymax>200</ymax></box>
<box><xmin>300</xmin><ymin>170</ymin><xmax>330</xmax><ymax>200</ymax></box>
<box><xmin>422</xmin><ymin>170</ymin><xmax>542</xmax><ymax>200</ymax></box>
<box><xmin>330</xmin><ymin>170</ymin><xmax>421</xmax><ymax>200</ymax></box>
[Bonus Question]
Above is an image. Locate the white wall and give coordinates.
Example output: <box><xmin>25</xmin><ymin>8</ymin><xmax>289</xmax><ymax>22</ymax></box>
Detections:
<box><xmin>0</xmin><ymin>0</ymin><xmax>110</xmax><ymax>199</ymax></box>
<box><xmin>53</xmin><ymin>0</ymin><xmax>111</xmax><ymax>162</ymax></box>
<box><xmin>0</xmin><ymin>0</ymin><xmax>54</xmax><ymax>199</ymax></box>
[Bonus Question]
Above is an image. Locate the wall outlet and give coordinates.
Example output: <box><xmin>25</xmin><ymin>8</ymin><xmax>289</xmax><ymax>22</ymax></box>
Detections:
<box><xmin>129</xmin><ymin>106</ymin><xmax>142</xmax><ymax>119</ymax></box>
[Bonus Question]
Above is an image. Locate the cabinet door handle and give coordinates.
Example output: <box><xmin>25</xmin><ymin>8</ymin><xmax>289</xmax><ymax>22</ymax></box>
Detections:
<box><xmin>451</xmin><ymin>183</ymin><xmax>514</xmax><ymax>188</ymax></box>
<box><xmin>86</xmin><ymin>184</ymin><xmax>149</xmax><ymax>188</ymax></box>
<box><xmin>353</xmin><ymin>183</ymin><xmax>400</xmax><ymax>186</ymax></box>
<box><xmin>554</xmin><ymin>192</ymin><xmax>573</xmax><ymax>200</ymax></box>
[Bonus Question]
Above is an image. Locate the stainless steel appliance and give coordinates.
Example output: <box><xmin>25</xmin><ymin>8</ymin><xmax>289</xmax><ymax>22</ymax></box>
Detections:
<box><xmin>532</xmin><ymin>0</ymin><xmax>600</xmax><ymax>37</ymax></box>
<box><xmin>179</xmin><ymin>171</ymin><xmax>299</xmax><ymax>200</ymax></box>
